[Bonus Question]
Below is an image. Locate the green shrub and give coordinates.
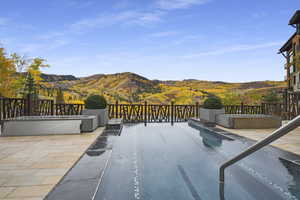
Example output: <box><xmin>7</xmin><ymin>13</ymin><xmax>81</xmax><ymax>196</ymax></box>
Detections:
<box><xmin>84</xmin><ymin>95</ymin><xmax>107</xmax><ymax>109</ymax></box>
<box><xmin>202</xmin><ymin>96</ymin><xmax>223</xmax><ymax>109</ymax></box>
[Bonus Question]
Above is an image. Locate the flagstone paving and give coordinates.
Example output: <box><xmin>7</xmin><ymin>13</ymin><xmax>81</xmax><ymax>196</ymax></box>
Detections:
<box><xmin>218</xmin><ymin>125</ymin><xmax>300</xmax><ymax>156</ymax></box>
<box><xmin>0</xmin><ymin>127</ymin><xmax>104</xmax><ymax>200</ymax></box>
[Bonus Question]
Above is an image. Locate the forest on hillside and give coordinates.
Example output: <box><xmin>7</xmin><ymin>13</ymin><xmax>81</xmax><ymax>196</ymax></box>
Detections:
<box><xmin>0</xmin><ymin>46</ymin><xmax>286</xmax><ymax>105</ymax></box>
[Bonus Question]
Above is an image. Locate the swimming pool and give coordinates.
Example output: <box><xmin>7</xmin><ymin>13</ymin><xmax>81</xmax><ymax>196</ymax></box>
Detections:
<box><xmin>46</xmin><ymin>123</ymin><xmax>300</xmax><ymax>200</ymax></box>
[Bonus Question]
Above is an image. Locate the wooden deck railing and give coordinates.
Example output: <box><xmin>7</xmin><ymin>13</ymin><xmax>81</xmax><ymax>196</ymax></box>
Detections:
<box><xmin>224</xmin><ymin>103</ymin><xmax>285</xmax><ymax>118</ymax></box>
<box><xmin>0</xmin><ymin>97</ymin><xmax>84</xmax><ymax>122</ymax></box>
<box><xmin>108</xmin><ymin>102</ymin><xmax>199</xmax><ymax>123</ymax></box>
<box><xmin>0</xmin><ymin>98</ymin><xmax>26</xmax><ymax>121</ymax></box>
<box><xmin>0</xmin><ymin>97</ymin><xmax>294</xmax><ymax>123</ymax></box>
<box><xmin>55</xmin><ymin>104</ymin><xmax>84</xmax><ymax>115</ymax></box>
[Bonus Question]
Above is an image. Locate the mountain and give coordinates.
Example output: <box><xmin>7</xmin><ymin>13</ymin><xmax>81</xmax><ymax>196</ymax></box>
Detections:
<box><xmin>40</xmin><ymin>73</ymin><xmax>78</xmax><ymax>82</ymax></box>
<box><xmin>39</xmin><ymin>72</ymin><xmax>286</xmax><ymax>104</ymax></box>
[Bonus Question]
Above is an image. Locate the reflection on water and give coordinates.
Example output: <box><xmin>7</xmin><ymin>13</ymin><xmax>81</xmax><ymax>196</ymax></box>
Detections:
<box><xmin>188</xmin><ymin>122</ymin><xmax>224</xmax><ymax>149</ymax></box>
<box><xmin>199</xmin><ymin>130</ymin><xmax>223</xmax><ymax>148</ymax></box>
<box><xmin>279</xmin><ymin>158</ymin><xmax>300</xmax><ymax>198</ymax></box>
<box><xmin>86</xmin><ymin>149</ymin><xmax>106</xmax><ymax>157</ymax></box>
<box><xmin>86</xmin><ymin>135</ymin><xmax>108</xmax><ymax>157</ymax></box>
<box><xmin>85</xmin><ymin>127</ymin><xmax>120</xmax><ymax>157</ymax></box>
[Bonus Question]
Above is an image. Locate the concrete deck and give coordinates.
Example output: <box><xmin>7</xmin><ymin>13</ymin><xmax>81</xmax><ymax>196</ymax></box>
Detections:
<box><xmin>218</xmin><ymin>125</ymin><xmax>300</xmax><ymax>156</ymax></box>
<box><xmin>0</xmin><ymin>128</ymin><xmax>104</xmax><ymax>200</ymax></box>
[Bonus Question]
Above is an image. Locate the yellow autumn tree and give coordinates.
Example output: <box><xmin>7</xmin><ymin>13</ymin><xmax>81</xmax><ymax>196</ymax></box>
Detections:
<box><xmin>11</xmin><ymin>54</ymin><xmax>49</xmax><ymax>97</ymax></box>
<box><xmin>0</xmin><ymin>48</ymin><xmax>17</xmax><ymax>97</ymax></box>
<box><xmin>0</xmin><ymin>44</ymin><xmax>50</xmax><ymax>97</ymax></box>
<box><xmin>27</xmin><ymin>58</ymin><xmax>49</xmax><ymax>85</ymax></box>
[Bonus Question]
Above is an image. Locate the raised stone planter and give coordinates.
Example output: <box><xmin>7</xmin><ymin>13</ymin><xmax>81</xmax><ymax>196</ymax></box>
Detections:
<box><xmin>81</xmin><ymin>116</ymin><xmax>98</xmax><ymax>132</ymax></box>
<box><xmin>82</xmin><ymin>108</ymin><xmax>108</xmax><ymax>127</ymax></box>
<box><xmin>199</xmin><ymin>108</ymin><xmax>225</xmax><ymax>123</ymax></box>
<box><xmin>1</xmin><ymin>115</ymin><xmax>97</xmax><ymax>136</ymax></box>
<box><xmin>216</xmin><ymin>114</ymin><xmax>282</xmax><ymax>129</ymax></box>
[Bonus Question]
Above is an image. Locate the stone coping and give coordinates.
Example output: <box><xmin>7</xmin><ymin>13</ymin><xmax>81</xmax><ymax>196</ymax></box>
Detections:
<box><xmin>217</xmin><ymin>125</ymin><xmax>300</xmax><ymax>156</ymax></box>
<box><xmin>0</xmin><ymin>127</ymin><xmax>104</xmax><ymax>200</ymax></box>
<box><xmin>218</xmin><ymin>114</ymin><xmax>281</xmax><ymax>119</ymax></box>
<box><xmin>3</xmin><ymin>115</ymin><xmax>96</xmax><ymax>122</ymax></box>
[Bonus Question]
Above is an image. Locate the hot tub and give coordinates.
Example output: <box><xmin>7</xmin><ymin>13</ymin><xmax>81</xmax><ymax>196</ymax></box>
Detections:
<box><xmin>1</xmin><ymin>115</ymin><xmax>97</xmax><ymax>136</ymax></box>
<box><xmin>216</xmin><ymin>114</ymin><xmax>282</xmax><ymax>129</ymax></box>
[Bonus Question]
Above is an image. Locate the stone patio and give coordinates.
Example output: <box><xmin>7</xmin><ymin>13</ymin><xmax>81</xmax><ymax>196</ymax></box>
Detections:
<box><xmin>218</xmin><ymin>125</ymin><xmax>300</xmax><ymax>156</ymax></box>
<box><xmin>0</xmin><ymin>127</ymin><xmax>104</xmax><ymax>200</ymax></box>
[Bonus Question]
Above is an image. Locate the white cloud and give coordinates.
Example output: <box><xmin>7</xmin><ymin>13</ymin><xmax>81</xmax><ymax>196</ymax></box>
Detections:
<box><xmin>156</xmin><ymin>0</ymin><xmax>210</xmax><ymax>10</ymax></box>
<box><xmin>150</xmin><ymin>31</ymin><xmax>178</xmax><ymax>37</ymax></box>
<box><xmin>38</xmin><ymin>31</ymin><xmax>67</xmax><ymax>40</ymax></box>
<box><xmin>173</xmin><ymin>35</ymin><xmax>203</xmax><ymax>45</ymax></box>
<box><xmin>130</xmin><ymin>11</ymin><xmax>164</xmax><ymax>25</ymax></box>
<box><xmin>35</xmin><ymin>10</ymin><xmax>165</xmax><ymax>49</ymax></box>
<box><xmin>183</xmin><ymin>42</ymin><xmax>283</xmax><ymax>58</ymax></box>
<box><xmin>19</xmin><ymin>39</ymin><xmax>69</xmax><ymax>54</ymax></box>
<box><xmin>19</xmin><ymin>43</ymin><xmax>43</xmax><ymax>54</ymax></box>
<box><xmin>70</xmin><ymin>10</ymin><xmax>165</xmax><ymax>31</ymax></box>
<box><xmin>0</xmin><ymin>37</ymin><xmax>15</xmax><ymax>45</ymax></box>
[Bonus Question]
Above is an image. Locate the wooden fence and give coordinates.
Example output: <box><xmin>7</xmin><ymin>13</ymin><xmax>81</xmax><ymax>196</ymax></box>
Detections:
<box><xmin>108</xmin><ymin>102</ymin><xmax>285</xmax><ymax>123</ymax></box>
<box><xmin>108</xmin><ymin>102</ymin><xmax>199</xmax><ymax>123</ymax></box>
<box><xmin>55</xmin><ymin>104</ymin><xmax>84</xmax><ymax>116</ymax></box>
<box><xmin>0</xmin><ymin>97</ymin><xmax>84</xmax><ymax>122</ymax></box>
<box><xmin>0</xmin><ymin>96</ymin><xmax>297</xmax><ymax>123</ymax></box>
<box><xmin>0</xmin><ymin>98</ymin><xmax>26</xmax><ymax>121</ymax></box>
<box><xmin>224</xmin><ymin>103</ymin><xmax>285</xmax><ymax>118</ymax></box>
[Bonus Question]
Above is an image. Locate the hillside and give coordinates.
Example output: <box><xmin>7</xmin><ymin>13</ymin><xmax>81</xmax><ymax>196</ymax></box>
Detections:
<box><xmin>39</xmin><ymin>72</ymin><xmax>286</xmax><ymax>105</ymax></box>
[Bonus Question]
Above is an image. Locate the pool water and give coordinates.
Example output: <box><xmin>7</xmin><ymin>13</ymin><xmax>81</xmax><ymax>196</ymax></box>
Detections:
<box><xmin>94</xmin><ymin>123</ymin><xmax>300</xmax><ymax>200</ymax></box>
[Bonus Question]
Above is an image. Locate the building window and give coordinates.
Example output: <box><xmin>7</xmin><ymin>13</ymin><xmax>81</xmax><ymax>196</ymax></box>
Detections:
<box><xmin>294</xmin><ymin>75</ymin><xmax>296</xmax><ymax>85</ymax></box>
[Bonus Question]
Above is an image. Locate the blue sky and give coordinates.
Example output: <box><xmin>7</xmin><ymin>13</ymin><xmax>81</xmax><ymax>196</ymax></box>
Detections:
<box><xmin>0</xmin><ymin>0</ymin><xmax>299</xmax><ymax>82</ymax></box>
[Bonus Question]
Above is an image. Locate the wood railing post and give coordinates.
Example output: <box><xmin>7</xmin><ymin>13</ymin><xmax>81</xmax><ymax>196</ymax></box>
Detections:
<box><xmin>144</xmin><ymin>101</ymin><xmax>147</xmax><ymax>123</ymax></box>
<box><xmin>261</xmin><ymin>103</ymin><xmax>265</xmax><ymax>115</ymax></box>
<box><xmin>195</xmin><ymin>102</ymin><xmax>199</xmax><ymax>119</ymax></box>
<box><xmin>2</xmin><ymin>99</ymin><xmax>6</xmax><ymax>120</ymax></box>
<box><xmin>241</xmin><ymin>102</ymin><xmax>244</xmax><ymax>114</ymax></box>
<box><xmin>50</xmin><ymin>100</ymin><xmax>54</xmax><ymax>115</ymax></box>
<box><xmin>171</xmin><ymin>101</ymin><xmax>174</xmax><ymax>124</ymax></box>
<box><xmin>25</xmin><ymin>94</ymin><xmax>32</xmax><ymax>116</ymax></box>
<box><xmin>115</xmin><ymin>101</ymin><xmax>119</xmax><ymax>118</ymax></box>
<box><xmin>0</xmin><ymin>99</ymin><xmax>2</xmax><ymax>122</ymax></box>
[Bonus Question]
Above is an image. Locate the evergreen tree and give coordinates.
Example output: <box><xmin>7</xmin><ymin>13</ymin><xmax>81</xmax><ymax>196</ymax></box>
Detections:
<box><xmin>22</xmin><ymin>72</ymin><xmax>39</xmax><ymax>98</ymax></box>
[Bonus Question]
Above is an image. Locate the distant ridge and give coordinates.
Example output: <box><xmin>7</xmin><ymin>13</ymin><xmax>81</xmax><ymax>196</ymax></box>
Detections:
<box><xmin>39</xmin><ymin>72</ymin><xmax>286</xmax><ymax>104</ymax></box>
<box><xmin>39</xmin><ymin>73</ymin><xmax>78</xmax><ymax>82</ymax></box>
